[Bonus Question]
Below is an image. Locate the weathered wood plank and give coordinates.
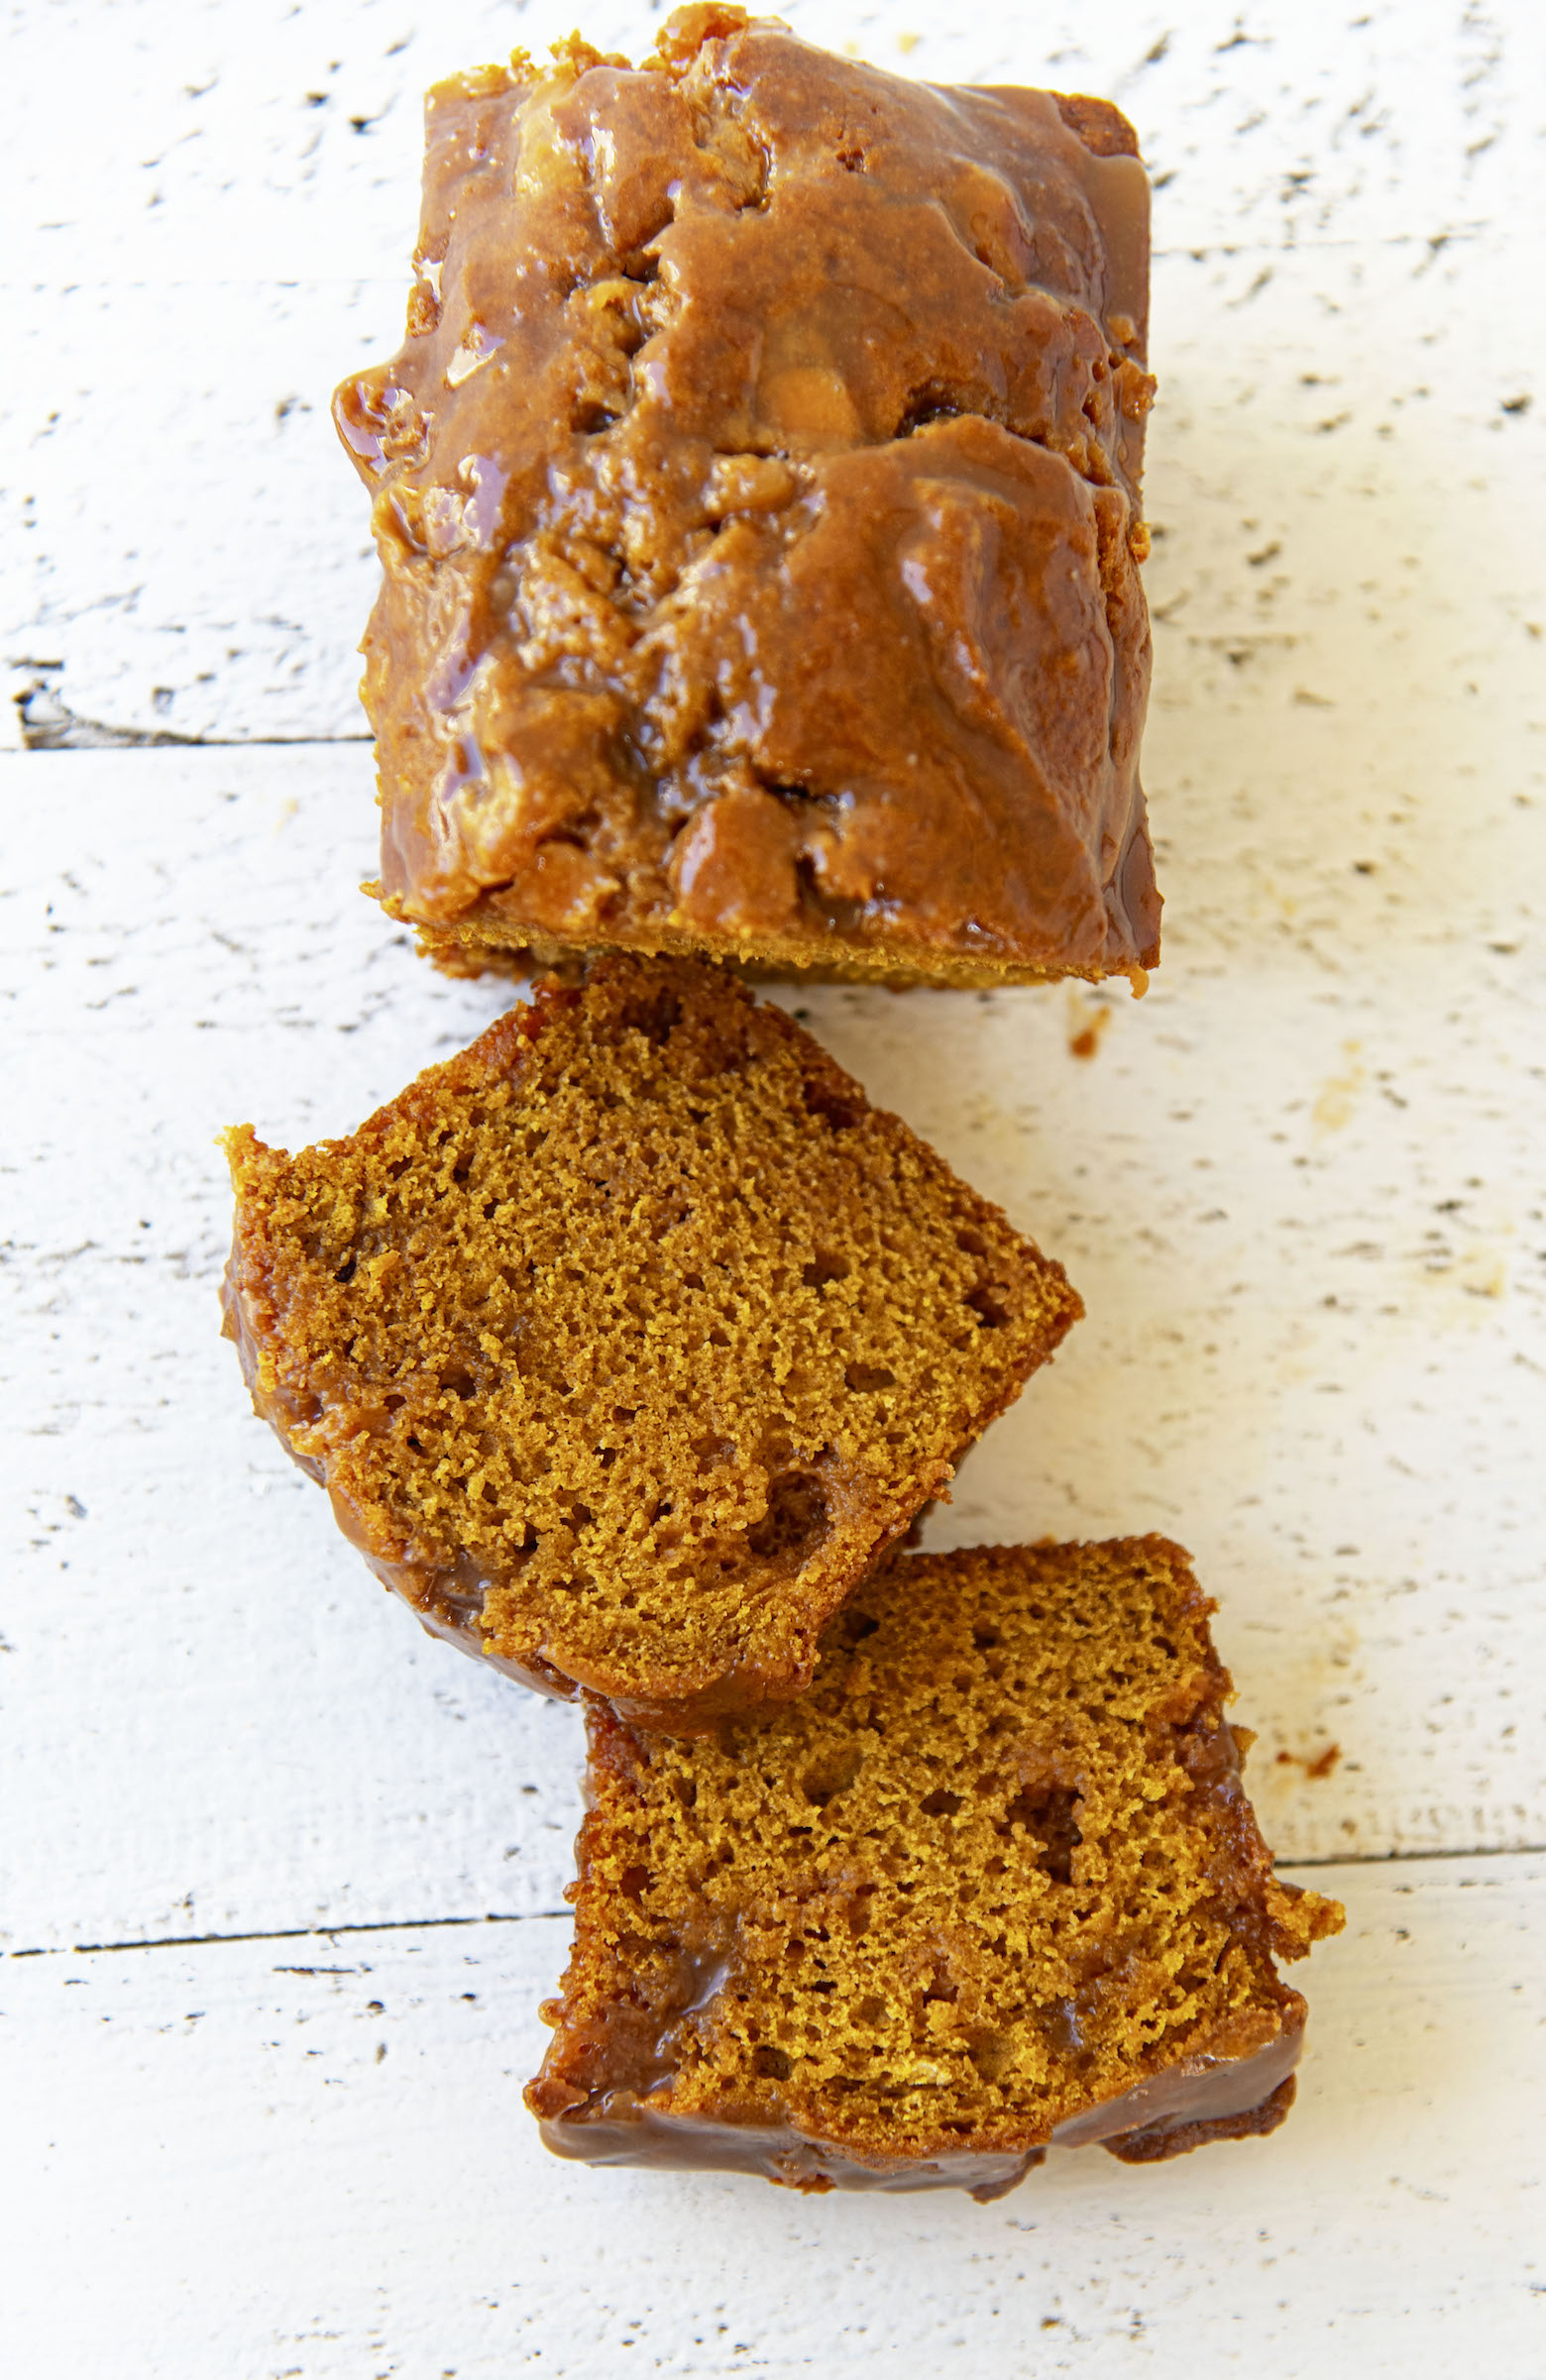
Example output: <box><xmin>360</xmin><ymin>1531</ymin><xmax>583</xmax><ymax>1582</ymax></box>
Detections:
<box><xmin>4</xmin><ymin>2</ymin><xmax>1542</xmax><ymax>2363</ymax></box>
<box><xmin>2</xmin><ymin>1853</ymin><xmax>1541</xmax><ymax>2377</ymax></box>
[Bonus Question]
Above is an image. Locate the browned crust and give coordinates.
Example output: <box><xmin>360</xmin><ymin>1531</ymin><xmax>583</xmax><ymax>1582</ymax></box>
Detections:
<box><xmin>529</xmin><ymin>2051</ymin><xmax>1304</xmax><ymax>2196</ymax></box>
<box><xmin>1103</xmin><ymin>2072</ymin><xmax>1298</xmax><ymax>2163</ymax></box>
<box><xmin>1053</xmin><ymin>91</ymin><xmax>1142</xmax><ymax>160</ymax></box>
<box><xmin>395</xmin><ymin>905</ymin><xmax>1156</xmax><ymax>996</ymax></box>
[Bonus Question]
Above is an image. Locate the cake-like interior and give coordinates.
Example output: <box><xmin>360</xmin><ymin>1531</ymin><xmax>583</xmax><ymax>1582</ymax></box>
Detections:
<box><xmin>529</xmin><ymin>1539</ymin><xmax>1343</xmax><ymax>2192</ymax></box>
<box><xmin>336</xmin><ymin>4</ymin><xmax>1160</xmax><ymax>990</ymax></box>
<box><xmin>222</xmin><ymin>957</ymin><xmax>1079</xmax><ymax>1727</ymax></box>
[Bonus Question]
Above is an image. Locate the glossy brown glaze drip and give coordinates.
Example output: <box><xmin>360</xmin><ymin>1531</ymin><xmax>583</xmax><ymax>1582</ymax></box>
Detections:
<box><xmin>336</xmin><ymin>5</ymin><xmax>1160</xmax><ymax>988</ymax></box>
<box><xmin>537</xmin><ymin>2021</ymin><xmax>1306</xmax><ymax>2201</ymax></box>
<box><xmin>226</xmin><ymin>1255</ymin><xmax>605</xmax><ymax>1702</ymax></box>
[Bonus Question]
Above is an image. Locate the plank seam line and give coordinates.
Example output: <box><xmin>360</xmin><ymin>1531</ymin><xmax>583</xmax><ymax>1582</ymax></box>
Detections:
<box><xmin>1280</xmin><ymin>1840</ymin><xmax>1546</xmax><ymax>1872</ymax></box>
<box><xmin>9</xmin><ymin>725</ymin><xmax>375</xmax><ymax>755</ymax></box>
<box><xmin>5</xmin><ymin>1910</ymin><xmax>570</xmax><ymax>1959</ymax></box>
<box><xmin>9</xmin><ymin>1843</ymin><xmax>1544</xmax><ymax>1960</ymax></box>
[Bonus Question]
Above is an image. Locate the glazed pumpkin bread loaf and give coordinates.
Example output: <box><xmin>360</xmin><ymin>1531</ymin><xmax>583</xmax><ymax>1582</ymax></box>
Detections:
<box><xmin>221</xmin><ymin>956</ymin><xmax>1079</xmax><ymax>1729</ymax></box>
<box><xmin>335</xmin><ymin>4</ymin><xmax>1160</xmax><ymax>990</ymax></box>
<box><xmin>528</xmin><ymin>1539</ymin><xmax>1343</xmax><ymax>2195</ymax></box>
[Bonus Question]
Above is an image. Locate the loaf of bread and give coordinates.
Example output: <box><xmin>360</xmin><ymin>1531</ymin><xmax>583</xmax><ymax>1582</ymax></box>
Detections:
<box><xmin>336</xmin><ymin>5</ymin><xmax>1160</xmax><ymax>990</ymax></box>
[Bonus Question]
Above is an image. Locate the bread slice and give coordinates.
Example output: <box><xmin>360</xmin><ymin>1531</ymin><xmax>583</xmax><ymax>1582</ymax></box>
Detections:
<box><xmin>222</xmin><ymin>957</ymin><xmax>1079</xmax><ymax>1728</ymax></box>
<box><xmin>528</xmin><ymin>1538</ymin><xmax>1343</xmax><ymax>2193</ymax></box>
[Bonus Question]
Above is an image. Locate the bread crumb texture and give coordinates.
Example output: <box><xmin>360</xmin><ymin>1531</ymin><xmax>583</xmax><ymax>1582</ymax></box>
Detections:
<box><xmin>531</xmin><ymin>1540</ymin><xmax>1343</xmax><ymax>2158</ymax></box>
<box><xmin>222</xmin><ymin>957</ymin><xmax>1079</xmax><ymax>1723</ymax></box>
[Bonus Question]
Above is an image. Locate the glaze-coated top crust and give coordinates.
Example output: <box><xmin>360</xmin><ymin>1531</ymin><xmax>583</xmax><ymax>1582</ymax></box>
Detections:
<box><xmin>336</xmin><ymin>4</ymin><xmax>1160</xmax><ymax>986</ymax></box>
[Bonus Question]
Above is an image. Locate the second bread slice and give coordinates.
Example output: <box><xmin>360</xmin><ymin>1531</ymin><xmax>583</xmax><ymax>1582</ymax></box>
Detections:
<box><xmin>528</xmin><ymin>1539</ymin><xmax>1344</xmax><ymax>2194</ymax></box>
<box><xmin>222</xmin><ymin>955</ymin><xmax>1079</xmax><ymax>1727</ymax></box>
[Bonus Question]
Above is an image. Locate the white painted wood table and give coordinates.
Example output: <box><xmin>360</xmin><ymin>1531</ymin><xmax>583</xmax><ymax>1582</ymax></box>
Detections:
<box><xmin>3</xmin><ymin>2</ymin><xmax>1543</xmax><ymax>2372</ymax></box>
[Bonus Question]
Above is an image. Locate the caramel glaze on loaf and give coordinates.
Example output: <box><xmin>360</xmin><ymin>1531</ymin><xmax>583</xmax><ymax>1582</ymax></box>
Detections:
<box><xmin>529</xmin><ymin>1540</ymin><xmax>1343</xmax><ymax>2195</ymax></box>
<box><xmin>221</xmin><ymin>957</ymin><xmax>1080</xmax><ymax>1729</ymax></box>
<box><xmin>335</xmin><ymin>3</ymin><xmax>1160</xmax><ymax>991</ymax></box>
